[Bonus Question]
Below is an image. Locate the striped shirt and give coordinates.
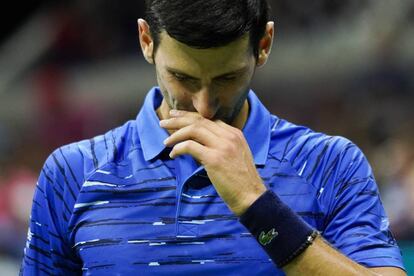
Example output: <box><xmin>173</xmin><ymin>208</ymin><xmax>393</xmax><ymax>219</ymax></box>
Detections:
<box><xmin>21</xmin><ymin>87</ymin><xmax>405</xmax><ymax>275</ymax></box>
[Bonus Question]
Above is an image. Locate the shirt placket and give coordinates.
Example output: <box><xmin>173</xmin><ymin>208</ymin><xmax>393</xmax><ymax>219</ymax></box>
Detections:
<box><xmin>173</xmin><ymin>155</ymin><xmax>205</xmax><ymax>239</ymax></box>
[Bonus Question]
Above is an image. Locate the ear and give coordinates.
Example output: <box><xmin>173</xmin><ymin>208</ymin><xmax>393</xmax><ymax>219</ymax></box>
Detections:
<box><xmin>138</xmin><ymin>18</ymin><xmax>155</xmax><ymax>64</ymax></box>
<box><xmin>256</xmin><ymin>21</ymin><xmax>274</xmax><ymax>67</ymax></box>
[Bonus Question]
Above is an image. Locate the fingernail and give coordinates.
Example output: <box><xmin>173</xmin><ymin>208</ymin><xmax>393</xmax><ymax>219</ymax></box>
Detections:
<box><xmin>169</xmin><ymin>109</ymin><xmax>179</xmax><ymax>116</ymax></box>
<box><xmin>163</xmin><ymin>138</ymin><xmax>169</xmax><ymax>145</ymax></box>
<box><xmin>159</xmin><ymin>120</ymin><xmax>167</xmax><ymax>127</ymax></box>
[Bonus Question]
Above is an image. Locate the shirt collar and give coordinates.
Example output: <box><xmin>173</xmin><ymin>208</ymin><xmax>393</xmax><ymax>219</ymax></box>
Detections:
<box><xmin>136</xmin><ymin>87</ymin><xmax>169</xmax><ymax>161</ymax></box>
<box><xmin>136</xmin><ymin>87</ymin><xmax>271</xmax><ymax>165</ymax></box>
<box><xmin>242</xmin><ymin>90</ymin><xmax>271</xmax><ymax>165</ymax></box>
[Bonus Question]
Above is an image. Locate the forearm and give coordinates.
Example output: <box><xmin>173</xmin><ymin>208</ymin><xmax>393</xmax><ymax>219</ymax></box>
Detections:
<box><xmin>284</xmin><ymin>236</ymin><xmax>376</xmax><ymax>275</ymax></box>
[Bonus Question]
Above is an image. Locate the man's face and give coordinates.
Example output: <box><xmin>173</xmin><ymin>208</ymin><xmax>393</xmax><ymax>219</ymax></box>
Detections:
<box><xmin>153</xmin><ymin>32</ymin><xmax>257</xmax><ymax>124</ymax></box>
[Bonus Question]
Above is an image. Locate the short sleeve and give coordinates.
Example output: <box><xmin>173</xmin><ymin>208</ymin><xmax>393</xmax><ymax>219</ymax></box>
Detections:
<box><xmin>321</xmin><ymin>141</ymin><xmax>405</xmax><ymax>270</ymax></box>
<box><xmin>20</xmin><ymin>150</ymin><xmax>82</xmax><ymax>275</ymax></box>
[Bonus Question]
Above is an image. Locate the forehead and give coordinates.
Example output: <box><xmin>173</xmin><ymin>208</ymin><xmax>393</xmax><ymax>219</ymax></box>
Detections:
<box><xmin>155</xmin><ymin>32</ymin><xmax>253</xmax><ymax>76</ymax></box>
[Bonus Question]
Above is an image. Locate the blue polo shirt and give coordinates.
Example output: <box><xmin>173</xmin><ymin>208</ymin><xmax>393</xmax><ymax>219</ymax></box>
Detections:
<box><xmin>21</xmin><ymin>87</ymin><xmax>405</xmax><ymax>275</ymax></box>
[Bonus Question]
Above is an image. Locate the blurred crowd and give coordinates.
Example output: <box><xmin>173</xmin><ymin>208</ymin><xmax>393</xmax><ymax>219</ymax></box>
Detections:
<box><xmin>0</xmin><ymin>0</ymin><xmax>413</xmax><ymax>273</ymax></box>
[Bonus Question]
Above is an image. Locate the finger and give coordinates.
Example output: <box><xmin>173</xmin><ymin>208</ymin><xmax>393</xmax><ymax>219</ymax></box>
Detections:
<box><xmin>164</xmin><ymin>123</ymin><xmax>218</xmax><ymax>148</ymax></box>
<box><xmin>160</xmin><ymin>116</ymin><xmax>200</xmax><ymax>130</ymax></box>
<box><xmin>169</xmin><ymin>109</ymin><xmax>200</xmax><ymax>118</ymax></box>
<box><xmin>215</xmin><ymin>120</ymin><xmax>240</xmax><ymax>133</ymax></box>
<box><xmin>215</xmin><ymin>119</ymin><xmax>246</xmax><ymax>140</ymax></box>
<box><xmin>170</xmin><ymin>140</ymin><xmax>209</xmax><ymax>161</ymax></box>
<box><xmin>161</xmin><ymin>116</ymin><xmax>224</xmax><ymax>137</ymax></box>
<box><xmin>159</xmin><ymin>109</ymin><xmax>203</xmax><ymax>130</ymax></box>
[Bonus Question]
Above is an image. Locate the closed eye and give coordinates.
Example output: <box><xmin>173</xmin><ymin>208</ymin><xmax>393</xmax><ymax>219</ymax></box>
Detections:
<box><xmin>171</xmin><ymin>72</ymin><xmax>195</xmax><ymax>82</ymax></box>
<box><xmin>217</xmin><ymin>75</ymin><xmax>237</xmax><ymax>81</ymax></box>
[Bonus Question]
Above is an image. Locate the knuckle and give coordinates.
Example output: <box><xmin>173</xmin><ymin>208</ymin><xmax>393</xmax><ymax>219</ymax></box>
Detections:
<box><xmin>234</xmin><ymin>129</ymin><xmax>245</xmax><ymax>142</ymax></box>
<box><xmin>226</xmin><ymin>130</ymin><xmax>240</xmax><ymax>143</ymax></box>
<box><xmin>191</xmin><ymin>122</ymin><xmax>200</xmax><ymax>130</ymax></box>
<box><xmin>186</xmin><ymin>140</ymin><xmax>197</xmax><ymax>150</ymax></box>
<box><xmin>222</xmin><ymin>141</ymin><xmax>236</xmax><ymax>154</ymax></box>
<box><xmin>195</xmin><ymin>116</ymin><xmax>207</xmax><ymax>126</ymax></box>
<box><xmin>234</xmin><ymin>128</ymin><xmax>243</xmax><ymax>137</ymax></box>
<box><xmin>196</xmin><ymin>116</ymin><xmax>204</xmax><ymax>122</ymax></box>
<box><xmin>181</xmin><ymin>140</ymin><xmax>192</xmax><ymax>149</ymax></box>
<box><xmin>208</xmin><ymin>153</ymin><xmax>222</xmax><ymax>166</ymax></box>
<box><xmin>228</xmin><ymin>131</ymin><xmax>238</xmax><ymax>141</ymax></box>
<box><xmin>188</xmin><ymin>124</ymin><xmax>199</xmax><ymax>134</ymax></box>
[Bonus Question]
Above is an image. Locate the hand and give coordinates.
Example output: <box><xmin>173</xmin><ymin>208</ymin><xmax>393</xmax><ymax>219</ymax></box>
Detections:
<box><xmin>160</xmin><ymin>110</ymin><xmax>266</xmax><ymax>216</ymax></box>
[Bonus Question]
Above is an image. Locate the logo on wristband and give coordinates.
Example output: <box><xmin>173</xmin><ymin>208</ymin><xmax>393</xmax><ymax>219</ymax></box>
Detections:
<box><xmin>259</xmin><ymin>228</ymin><xmax>278</xmax><ymax>246</ymax></box>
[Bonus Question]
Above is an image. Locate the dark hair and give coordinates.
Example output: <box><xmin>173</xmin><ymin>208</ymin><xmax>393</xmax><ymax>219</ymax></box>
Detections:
<box><xmin>144</xmin><ymin>0</ymin><xmax>270</xmax><ymax>59</ymax></box>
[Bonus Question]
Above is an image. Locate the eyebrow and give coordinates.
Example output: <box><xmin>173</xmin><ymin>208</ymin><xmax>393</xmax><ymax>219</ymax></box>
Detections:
<box><xmin>166</xmin><ymin>66</ymin><xmax>249</xmax><ymax>80</ymax></box>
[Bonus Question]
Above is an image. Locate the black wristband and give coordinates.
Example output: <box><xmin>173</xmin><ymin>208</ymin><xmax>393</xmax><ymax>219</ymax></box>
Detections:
<box><xmin>239</xmin><ymin>190</ymin><xmax>318</xmax><ymax>268</ymax></box>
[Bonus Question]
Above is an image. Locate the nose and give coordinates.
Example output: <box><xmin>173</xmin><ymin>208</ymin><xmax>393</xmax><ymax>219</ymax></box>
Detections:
<box><xmin>192</xmin><ymin>87</ymin><xmax>219</xmax><ymax>119</ymax></box>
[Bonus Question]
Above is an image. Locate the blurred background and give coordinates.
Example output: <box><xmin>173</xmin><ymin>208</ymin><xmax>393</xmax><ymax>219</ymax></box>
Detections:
<box><xmin>0</xmin><ymin>0</ymin><xmax>413</xmax><ymax>274</ymax></box>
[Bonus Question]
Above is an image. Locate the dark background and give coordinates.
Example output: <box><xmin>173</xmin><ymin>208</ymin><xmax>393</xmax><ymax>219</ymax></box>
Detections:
<box><xmin>0</xmin><ymin>1</ymin><xmax>413</xmax><ymax>274</ymax></box>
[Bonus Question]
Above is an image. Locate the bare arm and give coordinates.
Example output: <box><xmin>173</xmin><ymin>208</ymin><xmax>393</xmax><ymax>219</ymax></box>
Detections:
<box><xmin>283</xmin><ymin>236</ymin><xmax>406</xmax><ymax>276</ymax></box>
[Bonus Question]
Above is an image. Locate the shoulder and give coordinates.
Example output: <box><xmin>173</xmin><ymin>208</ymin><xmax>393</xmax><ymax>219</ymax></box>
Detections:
<box><xmin>270</xmin><ymin>116</ymin><xmax>359</xmax><ymax>159</ymax></box>
<box><xmin>268</xmin><ymin>116</ymin><xmax>370</xmax><ymax>181</ymax></box>
<box><xmin>43</xmin><ymin>119</ymin><xmax>140</xmax><ymax>188</ymax></box>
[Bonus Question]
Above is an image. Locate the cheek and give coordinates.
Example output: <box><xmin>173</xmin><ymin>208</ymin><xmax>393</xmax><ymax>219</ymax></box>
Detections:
<box><xmin>218</xmin><ymin>80</ymin><xmax>250</xmax><ymax>106</ymax></box>
<box><xmin>157</xmin><ymin>71</ymin><xmax>184</xmax><ymax>99</ymax></box>
<box><xmin>159</xmin><ymin>80</ymin><xmax>194</xmax><ymax>108</ymax></box>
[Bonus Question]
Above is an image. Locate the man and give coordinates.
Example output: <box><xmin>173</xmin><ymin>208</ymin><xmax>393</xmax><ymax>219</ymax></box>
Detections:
<box><xmin>21</xmin><ymin>0</ymin><xmax>406</xmax><ymax>275</ymax></box>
